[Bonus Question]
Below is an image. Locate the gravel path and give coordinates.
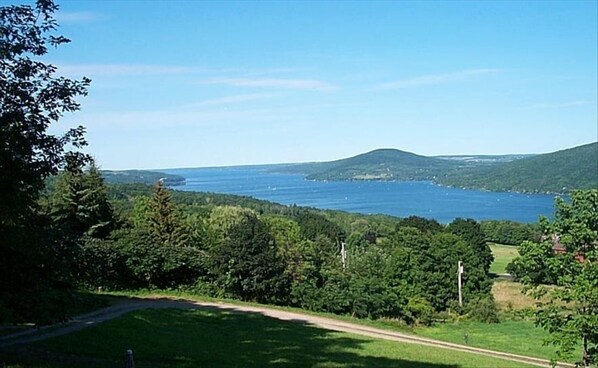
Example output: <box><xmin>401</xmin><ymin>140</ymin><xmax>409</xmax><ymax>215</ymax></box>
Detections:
<box><xmin>0</xmin><ymin>296</ymin><xmax>573</xmax><ymax>368</ymax></box>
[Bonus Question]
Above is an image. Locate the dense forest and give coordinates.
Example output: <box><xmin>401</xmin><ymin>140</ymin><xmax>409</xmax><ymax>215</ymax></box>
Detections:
<box><xmin>277</xmin><ymin>143</ymin><xmax>598</xmax><ymax>194</ymax></box>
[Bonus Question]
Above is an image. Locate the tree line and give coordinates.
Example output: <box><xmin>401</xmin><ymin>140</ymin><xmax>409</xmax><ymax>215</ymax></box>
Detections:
<box><xmin>31</xmin><ymin>164</ymin><xmax>499</xmax><ymax>325</ymax></box>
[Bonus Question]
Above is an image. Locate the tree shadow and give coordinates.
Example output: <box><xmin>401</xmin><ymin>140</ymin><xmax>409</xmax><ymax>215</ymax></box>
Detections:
<box><xmin>4</xmin><ymin>305</ymin><xmax>468</xmax><ymax>368</ymax></box>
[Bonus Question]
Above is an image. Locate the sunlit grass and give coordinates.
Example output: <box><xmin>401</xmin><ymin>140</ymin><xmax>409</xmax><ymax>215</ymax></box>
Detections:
<box><xmin>489</xmin><ymin>243</ymin><xmax>519</xmax><ymax>274</ymax></box>
<box><xmin>491</xmin><ymin>280</ymin><xmax>537</xmax><ymax>310</ymax></box>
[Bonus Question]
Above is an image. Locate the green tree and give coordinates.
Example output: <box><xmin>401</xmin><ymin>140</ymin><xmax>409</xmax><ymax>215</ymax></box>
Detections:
<box><xmin>263</xmin><ymin>215</ymin><xmax>303</xmax><ymax>282</ymax></box>
<box><xmin>517</xmin><ymin>190</ymin><xmax>598</xmax><ymax>366</ymax></box>
<box><xmin>389</xmin><ymin>228</ymin><xmax>491</xmax><ymax>311</ymax></box>
<box><xmin>295</xmin><ymin>210</ymin><xmax>344</xmax><ymax>242</ymax></box>
<box><xmin>506</xmin><ymin>240</ymin><xmax>557</xmax><ymax>284</ymax></box>
<box><xmin>346</xmin><ymin>245</ymin><xmax>405</xmax><ymax>319</ymax></box>
<box><xmin>148</xmin><ymin>181</ymin><xmax>188</xmax><ymax>247</ymax></box>
<box><xmin>209</xmin><ymin>213</ymin><xmax>288</xmax><ymax>304</ymax></box>
<box><xmin>50</xmin><ymin>159</ymin><xmax>114</xmax><ymax>240</ymax></box>
<box><xmin>396</xmin><ymin>215</ymin><xmax>444</xmax><ymax>234</ymax></box>
<box><xmin>447</xmin><ymin>218</ymin><xmax>494</xmax><ymax>273</ymax></box>
<box><xmin>207</xmin><ymin>205</ymin><xmax>256</xmax><ymax>243</ymax></box>
<box><xmin>481</xmin><ymin>220</ymin><xmax>540</xmax><ymax>245</ymax></box>
<box><xmin>0</xmin><ymin>0</ymin><xmax>90</xmax><ymax>323</ymax></box>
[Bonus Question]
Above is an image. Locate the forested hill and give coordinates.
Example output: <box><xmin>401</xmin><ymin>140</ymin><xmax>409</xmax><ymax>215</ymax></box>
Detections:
<box><xmin>280</xmin><ymin>149</ymin><xmax>466</xmax><ymax>181</ymax></box>
<box><xmin>274</xmin><ymin>143</ymin><xmax>597</xmax><ymax>194</ymax></box>
<box><xmin>101</xmin><ymin>170</ymin><xmax>185</xmax><ymax>186</ymax></box>
<box><xmin>437</xmin><ymin>142</ymin><xmax>598</xmax><ymax>193</ymax></box>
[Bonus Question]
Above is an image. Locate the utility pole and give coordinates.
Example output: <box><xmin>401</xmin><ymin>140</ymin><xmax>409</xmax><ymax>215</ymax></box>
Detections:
<box><xmin>457</xmin><ymin>261</ymin><xmax>464</xmax><ymax>307</ymax></box>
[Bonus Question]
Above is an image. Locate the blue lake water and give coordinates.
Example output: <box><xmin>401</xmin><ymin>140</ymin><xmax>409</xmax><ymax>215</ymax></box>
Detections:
<box><xmin>163</xmin><ymin>165</ymin><xmax>556</xmax><ymax>224</ymax></box>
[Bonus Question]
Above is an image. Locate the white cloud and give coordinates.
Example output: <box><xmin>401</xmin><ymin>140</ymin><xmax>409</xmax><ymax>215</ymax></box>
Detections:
<box><xmin>202</xmin><ymin>78</ymin><xmax>338</xmax><ymax>92</ymax></box>
<box><xmin>190</xmin><ymin>93</ymin><xmax>281</xmax><ymax>107</ymax></box>
<box><xmin>55</xmin><ymin>11</ymin><xmax>104</xmax><ymax>24</ymax></box>
<box><xmin>376</xmin><ymin>69</ymin><xmax>501</xmax><ymax>90</ymax></box>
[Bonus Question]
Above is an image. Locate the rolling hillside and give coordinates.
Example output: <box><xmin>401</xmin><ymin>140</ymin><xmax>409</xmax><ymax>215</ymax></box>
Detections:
<box><xmin>437</xmin><ymin>142</ymin><xmax>598</xmax><ymax>193</ymax></box>
<box><xmin>275</xmin><ymin>143</ymin><xmax>597</xmax><ymax>193</ymax></box>
<box><xmin>279</xmin><ymin>149</ymin><xmax>467</xmax><ymax>181</ymax></box>
<box><xmin>101</xmin><ymin>170</ymin><xmax>185</xmax><ymax>186</ymax></box>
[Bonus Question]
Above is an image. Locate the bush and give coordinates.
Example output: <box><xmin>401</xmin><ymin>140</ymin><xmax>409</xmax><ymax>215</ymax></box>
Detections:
<box><xmin>466</xmin><ymin>297</ymin><xmax>500</xmax><ymax>323</ymax></box>
<box><xmin>404</xmin><ymin>296</ymin><xmax>435</xmax><ymax>326</ymax></box>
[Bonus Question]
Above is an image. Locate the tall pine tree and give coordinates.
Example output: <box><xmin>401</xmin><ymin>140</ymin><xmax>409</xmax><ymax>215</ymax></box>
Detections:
<box><xmin>149</xmin><ymin>181</ymin><xmax>188</xmax><ymax>247</ymax></box>
<box><xmin>50</xmin><ymin>159</ymin><xmax>114</xmax><ymax>240</ymax></box>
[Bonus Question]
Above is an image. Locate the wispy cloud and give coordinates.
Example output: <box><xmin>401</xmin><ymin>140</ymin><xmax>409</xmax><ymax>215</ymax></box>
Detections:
<box><xmin>55</xmin><ymin>11</ymin><xmax>104</xmax><ymax>24</ymax></box>
<box><xmin>75</xmin><ymin>107</ymin><xmax>293</xmax><ymax>131</ymax></box>
<box><xmin>56</xmin><ymin>64</ymin><xmax>216</xmax><ymax>77</ymax></box>
<box><xmin>190</xmin><ymin>93</ymin><xmax>281</xmax><ymax>107</ymax></box>
<box><xmin>530</xmin><ymin>100</ymin><xmax>593</xmax><ymax>109</ymax></box>
<box><xmin>376</xmin><ymin>69</ymin><xmax>501</xmax><ymax>90</ymax></box>
<box><xmin>202</xmin><ymin>78</ymin><xmax>338</xmax><ymax>92</ymax></box>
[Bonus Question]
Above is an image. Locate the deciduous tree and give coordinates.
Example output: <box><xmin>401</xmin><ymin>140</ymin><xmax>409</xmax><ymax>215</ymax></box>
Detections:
<box><xmin>517</xmin><ymin>190</ymin><xmax>597</xmax><ymax>366</ymax></box>
<box><xmin>0</xmin><ymin>0</ymin><xmax>90</xmax><ymax>323</ymax></box>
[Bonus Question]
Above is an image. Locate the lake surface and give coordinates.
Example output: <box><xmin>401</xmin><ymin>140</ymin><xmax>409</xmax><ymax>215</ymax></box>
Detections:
<box><xmin>163</xmin><ymin>165</ymin><xmax>556</xmax><ymax>223</ymax></box>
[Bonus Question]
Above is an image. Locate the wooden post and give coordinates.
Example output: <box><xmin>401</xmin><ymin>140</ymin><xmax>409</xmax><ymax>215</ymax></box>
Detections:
<box><xmin>457</xmin><ymin>261</ymin><xmax>464</xmax><ymax>307</ymax></box>
<box><xmin>125</xmin><ymin>349</ymin><xmax>135</xmax><ymax>368</ymax></box>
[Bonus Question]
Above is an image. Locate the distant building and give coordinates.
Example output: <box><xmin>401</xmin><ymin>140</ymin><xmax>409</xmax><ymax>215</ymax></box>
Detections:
<box><xmin>550</xmin><ymin>234</ymin><xmax>587</xmax><ymax>263</ymax></box>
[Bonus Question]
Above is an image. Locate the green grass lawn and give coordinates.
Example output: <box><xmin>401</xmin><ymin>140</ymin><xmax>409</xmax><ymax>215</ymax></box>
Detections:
<box><xmin>1</xmin><ymin>308</ymin><xmax>536</xmax><ymax>368</ymax></box>
<box><xmin>413</xmin><ymin>320</ymin><xmax>574</xmax><ymax>362</ymax></box>
<box><xmin>105</xmin><ymin>290</ymin><xmax>573</xmax><ymax>362</ymax></box>
<box><xmin>489</xmin><ymin>243</ymin><xmax>519</xmax><ymax>274</ymax></box>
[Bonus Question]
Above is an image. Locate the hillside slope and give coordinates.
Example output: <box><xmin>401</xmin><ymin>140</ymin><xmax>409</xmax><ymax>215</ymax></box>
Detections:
<box><xmin>437</xmin><ymin>142</ymin><xmax>598</xmax><ymax>193</ymax></box>
<box><xmin>101</xmin><ymin>170</ymin><xmax>185</xmax><ymax>186</ymax></box>
<box><xmin>274</xmin><ymin>143</ymin><xmax>597</xmax><ymax>193</ymax></box>
<box><xmin>291</xmin><ymin>149</ymin><xmax>466</xmax><ymax>181</ymax></box>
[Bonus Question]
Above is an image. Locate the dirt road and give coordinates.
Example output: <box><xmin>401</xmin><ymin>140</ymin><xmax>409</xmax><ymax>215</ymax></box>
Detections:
<box><xmin>0</xmin><ymin>296</ymin><xmax>573</xmax><ymax>368</ymax></box>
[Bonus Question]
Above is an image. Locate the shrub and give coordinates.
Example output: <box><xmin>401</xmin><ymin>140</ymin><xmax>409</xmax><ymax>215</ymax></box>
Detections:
<box><xmin>466</xmin><ymin>297</ymin><xmax>500</xmax><ymax>323</ymax></box>
<box><xmin>404</xmin><ymin>296</ymin><xmax>435</xmax><ymax>326</ymax></box>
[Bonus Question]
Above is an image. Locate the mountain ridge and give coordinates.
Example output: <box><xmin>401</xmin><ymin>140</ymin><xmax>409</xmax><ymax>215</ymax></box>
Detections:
<box><xmin>275</xmin><ymin>142</ymin><xmax>597</xmax><ymax>194</ymax></box>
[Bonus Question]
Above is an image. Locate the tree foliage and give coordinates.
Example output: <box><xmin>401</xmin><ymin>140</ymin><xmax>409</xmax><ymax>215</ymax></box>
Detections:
<box><xmin>148</xmin><ymin>181</ymin><xmax>188</xmax><ymax>247</ymax></box>
<box><xmin>50</xmin><ymin>160</ymin><xmax>114</xmax><ymax>240</ymax></box>
<box><xmin>480</xmin><ymin>220</ymin><xmax>541</xmax><ymax>245</ymax></box>
<box><xmin>515</xmin><ymin>190</ymin><xmax>598</xmax><ymax>366</ymax></box>
<box><xmin>0</xmin><ymin>0</ymin><xmax>90</xmax><ymax>324</ymax></box>
<box><xmin>396</xmin><ymin>215</ymin><xmax>444</xmax><ymax>234</ymax></box>
<box><xmin>208</xmin><ymin>213</ymin><xmax>288</xmax><ymax>304</ymax></box>
<box><xmin>447</xmin><ymin>218</ymin><xmax>494</xmax><ymax>273</ymax></box>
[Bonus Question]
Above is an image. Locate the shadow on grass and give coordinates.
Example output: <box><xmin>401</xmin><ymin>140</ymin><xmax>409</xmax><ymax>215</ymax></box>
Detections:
<box><xmin>2</xmin><ymin>307</ymin><xmax>461</xmax><ymax>368</ymax></box>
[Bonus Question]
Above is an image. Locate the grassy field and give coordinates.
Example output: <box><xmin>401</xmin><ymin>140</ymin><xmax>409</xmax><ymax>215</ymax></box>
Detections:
<box><xmin>111</xmin><ymin>291</ymin><xmax>570</xmax><ymax>360</ymax></box>
<box><xmin>414</xmin><ymin>320</ymin><xmax>561</xmax><ymax>361</ymax></box>
<box><xmin>1</xmin><ymin>308</ymin><xmax>536</xmax><ymax>368</ymax></box>
<box><xmin>492</xmin><ymin>280</ymin><xmax>538</xmax><ymax>310</ymax></box>
<box><xmin>489</xmin><ymin>243</ymin><xmax>519</xmax><ymax>274</ymax></box>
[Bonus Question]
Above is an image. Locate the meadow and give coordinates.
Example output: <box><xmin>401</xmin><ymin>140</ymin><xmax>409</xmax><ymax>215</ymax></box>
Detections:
<box><xmin>488</xmin><ymin>243</ymin><xmax>519</xmax><ymax>274</ymax></box>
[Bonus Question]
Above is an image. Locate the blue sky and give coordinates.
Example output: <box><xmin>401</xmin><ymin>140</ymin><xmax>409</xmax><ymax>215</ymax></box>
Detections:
<box><xmin>40</xmin><ymin>1</ymin><xmax>598</xmax><ymax>169</ymax></box>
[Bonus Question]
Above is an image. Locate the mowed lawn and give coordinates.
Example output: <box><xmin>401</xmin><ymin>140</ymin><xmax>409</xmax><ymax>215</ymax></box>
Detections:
<box><xmin>414</xmin><ymin>319</ymin><xmax>573</xmax><ymax>363</ymax></box>
<box><xmin>489</xmin><ymin>243</ymin><xmax>519</xmax><ymax>274</ymax></box>
<box><xmin>1</xmin><ymin>308</ymin><xmax>536</xmax><ymax>368</ymax></box>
